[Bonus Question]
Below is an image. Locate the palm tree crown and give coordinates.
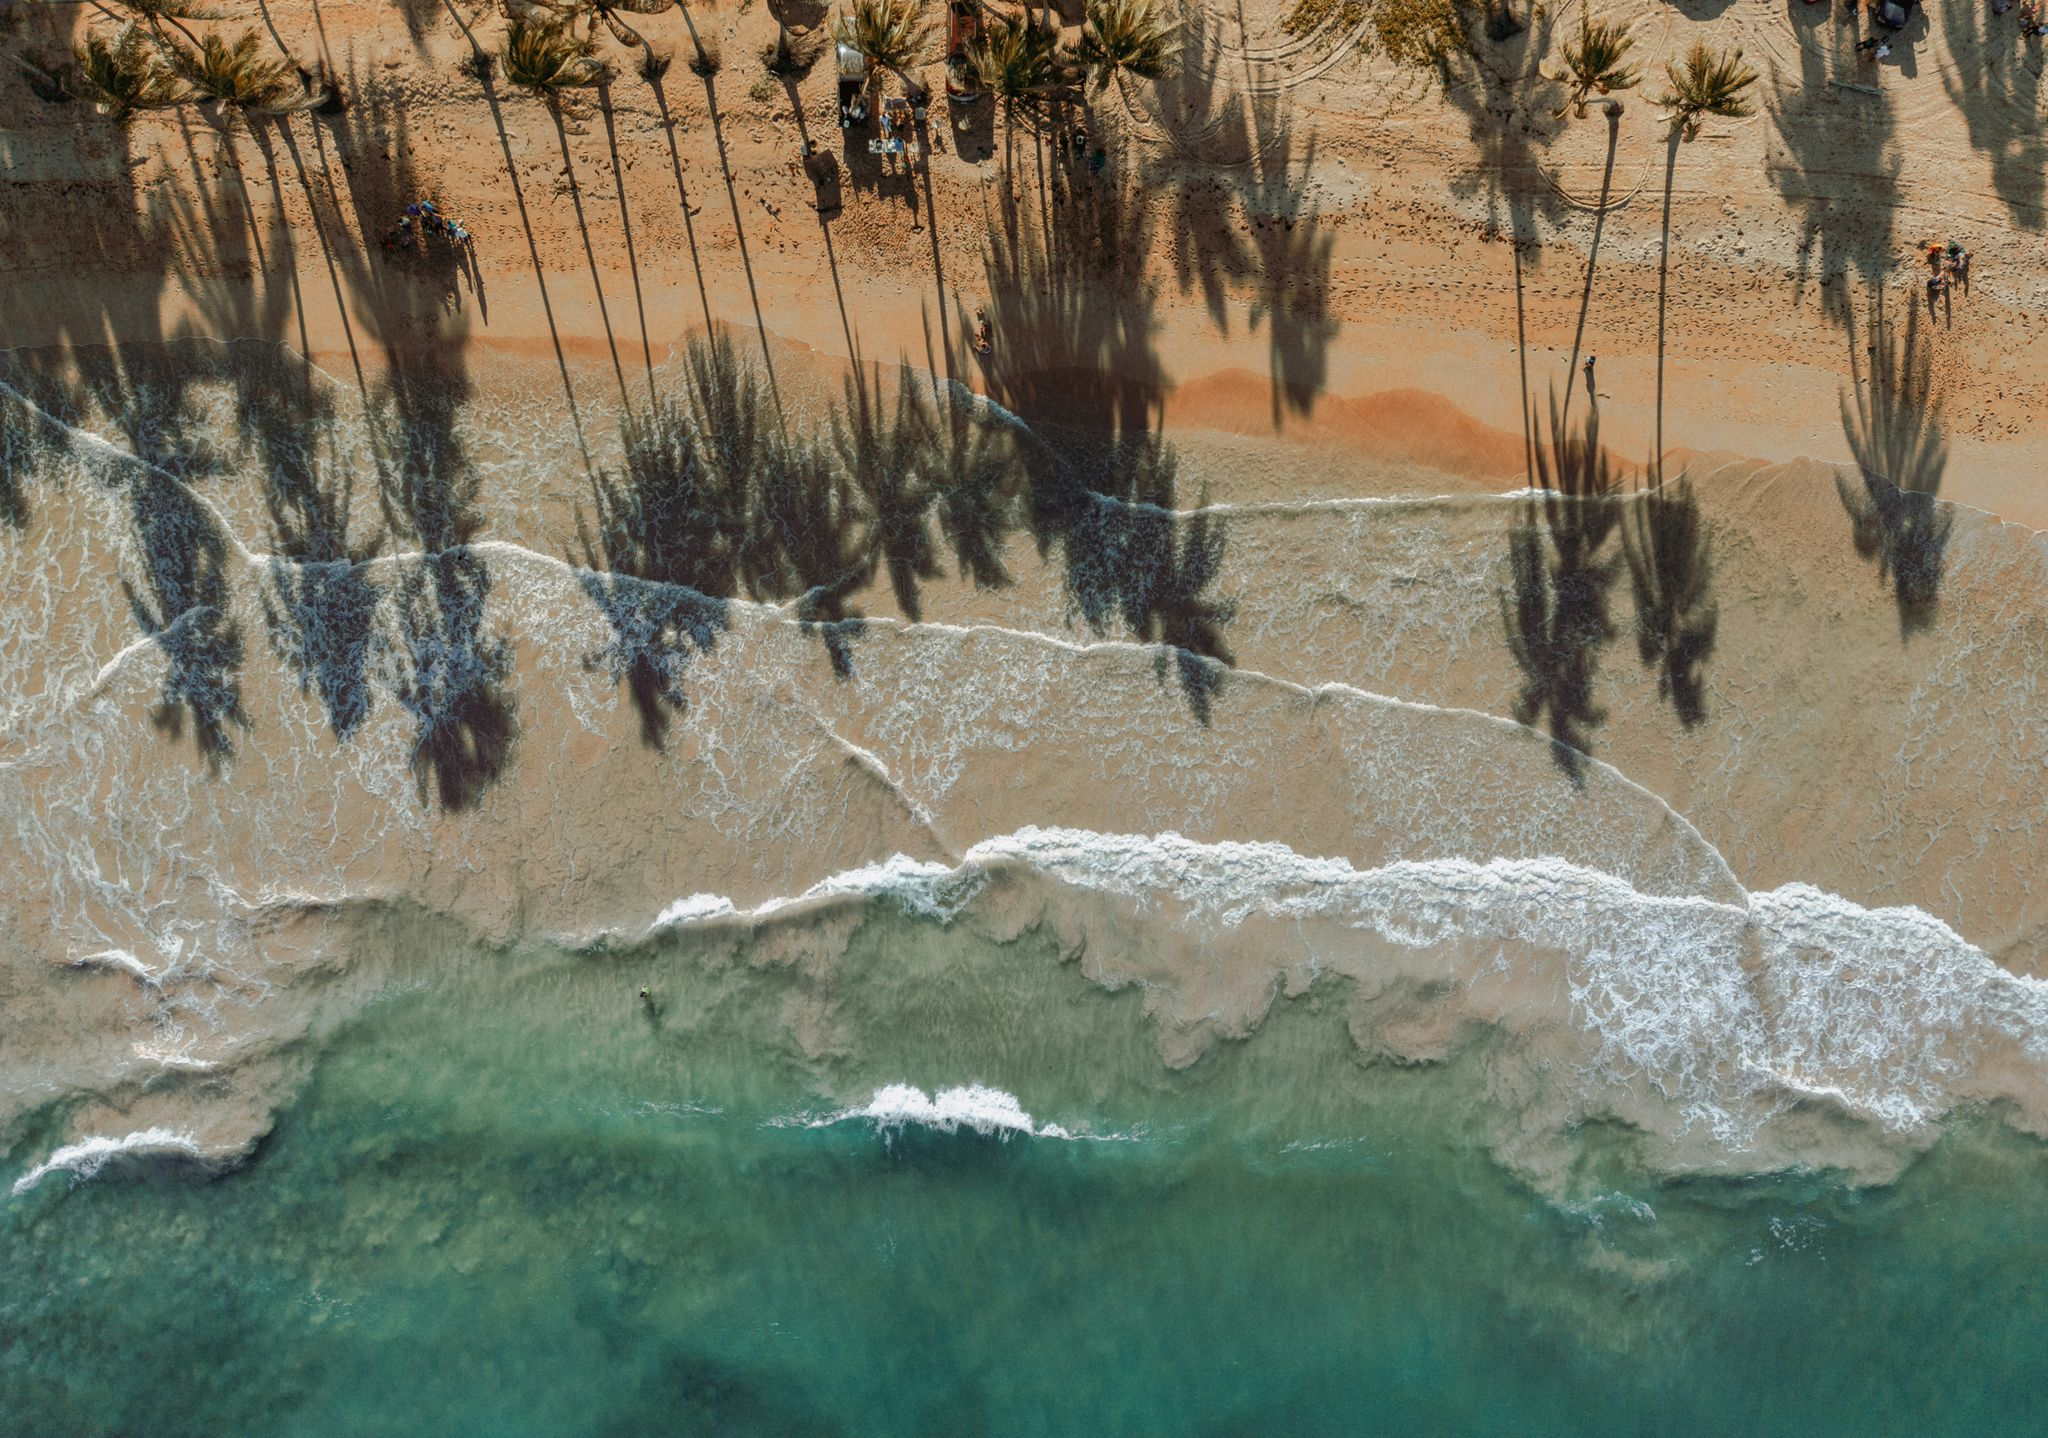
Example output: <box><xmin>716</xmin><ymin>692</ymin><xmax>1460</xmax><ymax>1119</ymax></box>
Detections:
<box><xmin>502</xmin><ymin>16</ymin><xmax>610</xmax><ymax>94</ymax></box>
<box><xmin>1078</xmin><ymin>0</ymin><xmax>1170</xmax><ymax>93</ymax></box>
<box><xmin>75</xmin><ymin>24</ymin><xmax>190</xmax><ymax>120</ymax></box>
<box><xmin>175</xmin><ymin>29</ymin><xmax>297</xmax><ymax>110</ymax></box>
<box><xmin>1552</xmin><ymin>8</ymin><xmax>1637</xmax><ymax>118</ymax></box>
<box><xmin>965</xmin><ymin>11</ymin><xmax>1070</xmax><ymax>113</ymax></box>
<box><xmin>832</xmin><ymin>0</ymin><xmax>932</xmax><ymax>75</ymax></box>
<box><xmin>1656</xmin><ymin>40</ymin><xmax>1756</xmax><ymax>138</ymax></box>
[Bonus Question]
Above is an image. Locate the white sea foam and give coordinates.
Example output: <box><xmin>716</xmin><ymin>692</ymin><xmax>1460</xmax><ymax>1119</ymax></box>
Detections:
<box><xmin>11</xmin><ymin>1127</ymin><xmax>212</xmax><ymax>1196</ymax></box>
<box><xmin>651</xmin><ymin>855</ymin><xmax>984</xmax><ymax>934</ymax></box>
<box><xmin>71</xmin><ymin>948</ymin><xmax>160</xmax><ymax>986</ymax></box>
<box><xmin>815</xmin><ymin>1084</ymin><xmax>1073</xmax><ymax>1140</ymax></box>
<box><xmin>654</xmin><ymin>826</ymin><xmax>2048</xmax><ymax>1160</ymax></box>
<box><xmin>653</xmin><ymin>893</ymin><xmax>738</xmax><ymax>928</ymax></box>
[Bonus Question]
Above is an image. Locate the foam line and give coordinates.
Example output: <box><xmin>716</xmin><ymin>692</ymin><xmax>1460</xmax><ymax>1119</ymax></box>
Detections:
<box><xmin>11</xmin><ymin>1127</ymin><xmax>211</xmax><ymax>1196</ymax></box>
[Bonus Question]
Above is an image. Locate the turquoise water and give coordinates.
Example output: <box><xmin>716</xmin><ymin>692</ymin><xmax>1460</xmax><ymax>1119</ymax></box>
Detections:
<box><xmin>6</xmin><ymin>907</ymin><xmax>2045</xmax><ymax>1436</ymax></box>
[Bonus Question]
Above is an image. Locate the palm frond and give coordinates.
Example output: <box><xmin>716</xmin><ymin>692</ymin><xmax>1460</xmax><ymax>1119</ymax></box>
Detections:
<box><xmin>1551</xmin><ymin>8</ymin><xmax>1636</xmax><ymax>116</ymax></box>
<box><xmin>832</xmin><ymin>0</ymin><xmax>932</xmax><ymax>72</ymax></box>
<box><xmin>1079</xmin><ymin>0</ymin><xmax>1171</xmax><ymax>92</ymax></box>
<box><xmin>74</xmin><ymin>24</ymin><xmax>189</xmax><ymax>120</ymax></box>
<box><xmin>175</xmin><ymin>29</ymin><xmax>296</xmax><ymax>109</ymax></box>
<box><xmin>1656</xmin><ymin>40</ymin><xmax>1755</xmax><ymax>136</ymax></box>
<box><xmin>501</xmin><ymin>16</ymin><xmax>609</xmax><ymax>92</ymax></box>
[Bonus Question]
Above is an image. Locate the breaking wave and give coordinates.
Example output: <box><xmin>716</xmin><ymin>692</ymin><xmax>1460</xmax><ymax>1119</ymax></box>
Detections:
<box><xmin>805</xmin><ymin>1084</ymin><xmax>1073</xmax><ymax>1140</ymax></box>
<box><xmin>11</xmin><ymin>1128</ymin><xmax>217</xmax><ymax>1196</ymax></box>
<box><xmin>654</xmin><ymin>826</ymin><xmax>2048</xmax><ymax>1174</ymax></box>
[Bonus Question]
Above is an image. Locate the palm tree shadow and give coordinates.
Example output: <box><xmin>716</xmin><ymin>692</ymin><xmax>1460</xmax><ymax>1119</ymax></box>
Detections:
<box><xmin>227</xmin><ymin>341</ymin><xmax>387</xmax><ymax>741</ymax></box>
<box><xmin>926</xmin><ymin>377</ymin><xmax>1018</xmax><ymax>592</ymax></box>
<box><xmin>1837</xmin><ymin>290</ymin><xmax>1951</xmax><ymax>637</ymax></box>
<box><xmin>1621</xmin><ymin>463</ymin><xmax>1716</xmax><ymax>727</ymax></box>
<box><xmin>689</xmin><ymin>331</ymin><xmax>868</xmax><ymax>675</ymax></box>
<box><xmin>576</xmin><ymin>390</ymin><xmax>741</xmax><ymax>748</ymax></box>
<box><xmin>150</xmin><ymin>140</ymin><xmax>391</xmax><ymax>742</ymax></box>
<box><xmin>972</xmin><ymin>141</ymin><xmax>1237</xmax><ymax>719</ymax></box>
<box><xmin>1151</xmin><ymin>6</ymin><xmax>1339</xmax><ymax>421</ymax></box>
<box><xmin>122</xmin><ymin>468</ymin><xmax>249</xmax><ymax>771</ymax></box>
<box><xmin>392</xmin><ymin>545</ymin><xmax>515</xmax><ymax>812</ymax></box>
<box><xmin>1768</xmin><ymin>25</ymin><xmax>1902</xmax><ymax>304</ymax></box>
<box><xmin>0</xmin><ymin>369</ymin><xmax>68</xmax><ymax>530</ymax></box>
<box><xmin>1440</xmin><ymin>10</ymin><xmax>1569</xmax><ymax>249</ymax></box>
<box><xmin>1053</xmin><ymin>431</ymin><xmax>1237</xmax><ymax>721</ymax></box>
<box><xmin>1937</xmin><ymin>0</ymin><xmax>2046</xmax><ymax>232</ymax></box>
<box><xmin>1500</xmin><ymin>390</ymin><xmax>1621</xmax><ymax>782</ymax></box>
<box><xmin>832</xmin><ymin>355</ymin><xmax>939</xmax><ymax>620</ymax></box>
<box><xmin>314</xmin><ymin>66</ymin><xmax>519</xmax><ymax>800</ymax></box>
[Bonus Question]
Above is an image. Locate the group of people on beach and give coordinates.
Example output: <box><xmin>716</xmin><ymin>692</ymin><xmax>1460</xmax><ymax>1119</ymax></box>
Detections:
<box><xmin>380</xmin><ymin>199</ymin><xmax>472</xmax><ymax>256</ymax></box>
<box><xmin>1924</xmin><ymin>240</ymin><xmax>1971</xmax><ymax>302</ymax></box>
<box><xmin>2014</xmin><ymin>0</ymin><xmax>2048</xmax><ymax>35</ymax></box>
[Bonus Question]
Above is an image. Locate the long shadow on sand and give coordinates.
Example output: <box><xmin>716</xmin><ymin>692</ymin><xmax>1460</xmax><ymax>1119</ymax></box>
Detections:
<box><xmin>1837</xmin><ymin>290</ymin><xmax>1951</xmax><ymax>638</ymax></box>
<box><xmin>972</xmin><ymin>149</ymin><xmax>1240</xmax><ymax>720</ymax></box>
<box><xmin>307</xmin><ymin>67</ymin><xmax>518</xmax><ymax>804</ymax></box>
<box><xmin>1937</xmin><ymin>0</ymin><xmax>2046</xmax><ymax>232</ymax></box>
<box><xmin>1768</xmin><ymin>22</ymin><xmax>1903</xmax><ymax>305</ymax></box>
<box><xmin>1500</xmin><ymin>393</ymin><xmax>1621</xmax><ymax>782</ymax></box>
<box><xmin>1147</xmin><ymin>3</ymin><xmax>1339</xmax><ymax>424</ymax></box>
<box><xmin>159</xmin><ymin>133</ymin><xmax>391</xmax><ymax>743</ymax></box>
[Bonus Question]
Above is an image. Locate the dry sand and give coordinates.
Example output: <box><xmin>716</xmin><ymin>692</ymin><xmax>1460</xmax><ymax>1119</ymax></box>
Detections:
<box><xmin>2</xmin><ymin>0</ymin><xmax>2044</xmax><ymax>515</ymax></box>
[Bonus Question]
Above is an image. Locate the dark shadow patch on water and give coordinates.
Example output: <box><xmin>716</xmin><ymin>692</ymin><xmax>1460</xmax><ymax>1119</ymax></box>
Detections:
<box><xmin>576</xmin><ymin>392</ymin><xmax>740</xmax><ymax>749</ymax></box>
<box><xmin>1621</xmin><ymin>464</ymin><xmax>1716</xmax><ymax>729</ymax></box>
<box><xmin>391</xmin><ymin>548</ymin><xmax>515</xmax><ymax>812</ymax></box>
<box><xmin>601</xmin><ymin>1351</ymin><xmax>854</xmax><ymax>1438</ymax></box>
<box><xmin>122</xmin><ymin>468</ymin><xmax>248</xmax><ymax>771</ymax></box>
<box><xmin>1500</xmin><ymin>392</ymin><xmax>1621</xmax><ymax>782</ymax></box>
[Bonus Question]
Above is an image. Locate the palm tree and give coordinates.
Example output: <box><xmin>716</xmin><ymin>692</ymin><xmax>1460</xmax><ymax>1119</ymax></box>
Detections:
<box><xmin>1078</xmin><ymin>0</ymin><xmax>1170</xmax><ymax>97</ymax></box>
<box><xmin>1550</xmin><ymin>7</ymin><xmax>1637</xmax><ymax>119</ymax></box>
<box><xmin>73</xmin><ymin>23</ymin><xmax>189</xmax><ymax>120</ymax></box>
<box><xmin>967</xmin><ymin>10</ymin><xmax>1069</xmax><ymax>144</ymax></box>
<box><xmin>1656</xmin><ymin>40</ymin><xmax>1755</xmax><ymax>140</ymax></box>
<box><xmin>832</xmin><ymin>0</ymin><xmax>931</xmax><ymax>83</ymax></box>
<box><xmin>174</xmin><ymin>28</ymin><xmax>301</xmax><ymax>115</ymax></box>
<box><xmin>501</xmin><ymin>16</ymin><xmax>609</xmax><ymax>95</ymax></box>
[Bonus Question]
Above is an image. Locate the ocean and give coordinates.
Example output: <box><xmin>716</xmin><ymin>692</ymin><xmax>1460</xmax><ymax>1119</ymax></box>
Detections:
<box><xmin>6</xmin><ymin>900</ymin><xmax>2047</xmax><ymax>1436</ymax></box>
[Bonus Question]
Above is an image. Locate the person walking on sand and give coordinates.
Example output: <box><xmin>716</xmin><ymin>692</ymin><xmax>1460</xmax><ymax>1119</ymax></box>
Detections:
<box><xmin>1582</xmin><ymin>355</ymin><xmax>1596</xmax><ymax>397</ymax></box>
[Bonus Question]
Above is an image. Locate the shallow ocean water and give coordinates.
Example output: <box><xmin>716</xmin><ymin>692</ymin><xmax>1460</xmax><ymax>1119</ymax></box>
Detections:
<box><xmin>6</xmin><ymin>906</ymin><xmax>2045</xmax><ymax>1437</ymax></box>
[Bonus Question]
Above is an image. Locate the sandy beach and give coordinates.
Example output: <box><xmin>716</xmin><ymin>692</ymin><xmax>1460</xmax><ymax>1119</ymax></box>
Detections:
<box><xmin>3</xmin><ymin>0</ymin><xmax>2048</xmax><ymax>1424</ymax></box>
<box><xmin>5</xmin><ymin>0</ymin><xmax>2048</xmax><ymax>510</ymax></box>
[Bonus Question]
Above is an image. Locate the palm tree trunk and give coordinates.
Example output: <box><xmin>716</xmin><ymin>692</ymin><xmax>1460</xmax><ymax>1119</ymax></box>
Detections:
<box><xmin>1513</xmin><ymin>230</ymin><xmax>1533</xmax><ymax>486</ymax></box>
<box><xmin>1561</xmin><ymin>113</ymin><xmax>1618</xmax><ymax>425</ymax></box>
<box><xmin>675</xmin><ymin>0</ymin><xmax>711</xmax><ymax>71</ymax></box>
<box><xmin>1654</xmin><ymin>133</ymin><xmax>1678</xmax><ymax>477</ymax></box>
<box><xmin>603</xmin><ymin>8</ymin><xmax>662</xmax><ymax>76</ymax></box>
